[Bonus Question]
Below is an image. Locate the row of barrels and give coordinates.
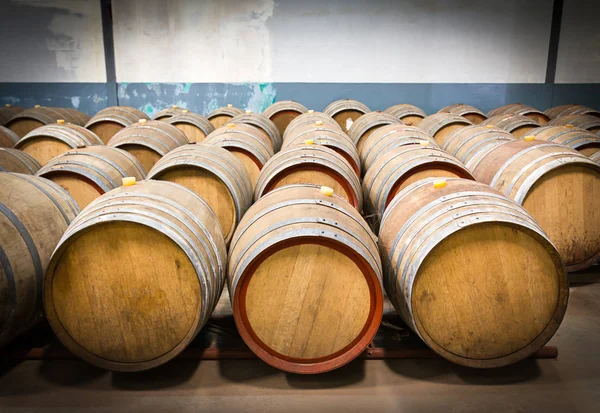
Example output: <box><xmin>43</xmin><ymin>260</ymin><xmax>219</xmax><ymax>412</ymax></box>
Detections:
<box><xmin>1</xmin><ymin>99</ymin><xmax>599</xmax><ymax>376</ymax></box>
<box><xmin>2</xmin><ymin>101</ymin><xmax>599</xmax><ymax>271</ymax></box>
<box><xmin>2</xmin><ymin>100</ymin><xmax>598</xmax><ymax>148</ymax></box>
<box><xmin>5</xmin><ymin>101</ymin><xmax>598</xmax><ymax>271</ymax></box>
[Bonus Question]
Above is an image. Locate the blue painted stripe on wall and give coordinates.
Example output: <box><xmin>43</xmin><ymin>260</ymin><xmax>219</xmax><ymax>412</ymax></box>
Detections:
<box><xmin>1</xmin><ymin>83</ymin><xmax>599</xmax><ymax>118</ymax></box>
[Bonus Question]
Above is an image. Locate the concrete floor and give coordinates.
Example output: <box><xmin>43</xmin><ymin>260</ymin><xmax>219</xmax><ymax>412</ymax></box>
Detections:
<box><xmin>0</xmin><ymin>283</ymin><xmax>598</xmax><ymax>413</ymax></box>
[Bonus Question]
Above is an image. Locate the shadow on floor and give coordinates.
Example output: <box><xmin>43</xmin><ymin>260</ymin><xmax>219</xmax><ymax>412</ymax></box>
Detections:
<box><xmin>110</xmin><ymin>358</ymin><xmax>202</xmax><ymax>391</ymax></box>
<box><xmin>285</xmin><ymin>358</ymin><xmax>367</xmax><ymax>389</ymax></box>
<box><xmin>217</xmin><ymin>359</ymin><xmax>281</xmax><ymax>384</ymax></box>
<box><xmin>38</xmin><ymin>359</ymin><xmax>108</xmax><ymax>387</ymax></box>
<box><xmin>384</xmin><ymin>357</ymin><xmax>546</xmax><ymax>385</ymax></box>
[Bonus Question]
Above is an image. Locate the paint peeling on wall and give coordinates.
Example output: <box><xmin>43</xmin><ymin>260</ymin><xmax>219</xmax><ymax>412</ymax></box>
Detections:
<box><xmin>3</xmin><ymin>82</ymin><xmax>600</xmax><ymax>118</ymax></box>
<box><xmin>246</xmin><ymin>83</ymin><xmax>276</xmax><ymax>113</ymax></box>
<box><xmin>117</xmin><ymin>82</ymin><xmax>278</xmax><ymax>116</ymax></box>
<box><xmin>0</xmin><ymin>83</ymin><xmax>109</xmax><ymax>115</ymax></box>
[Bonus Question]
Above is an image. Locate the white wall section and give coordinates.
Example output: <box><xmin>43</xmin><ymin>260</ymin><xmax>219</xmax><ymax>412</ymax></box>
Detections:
<box><xmin>112</xmin><ymin>0</ymin><xmax>275</xmax><ymax>83</ymax></box>
<box><xmin>0</xmin><ymin>0</ymin><xmax>597</xmax><ymax>85</ymax></box>
<box><xmin>112</xmin><ymin>0</ymin><xmax>554</xmax><ymax>83</ymax></box>
<box><xmin>555</xmin><ymin>0</ymin><xmax>600</xmax><ymax>83</ymax></box>
<box><xmin>0</xmin><ymin>0</ymin><xmax>106</xmax><ymax>82</ymax></box>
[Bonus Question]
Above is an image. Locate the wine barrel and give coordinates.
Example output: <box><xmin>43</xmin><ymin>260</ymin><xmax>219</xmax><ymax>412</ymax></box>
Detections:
<box><xmin>591</xmin><ymin>151</ymin><xmax>600</xmax><ymax>164</ymax></box>
<box><xmin>323</xmin><ymin>99</ymin><xmax>371</xmax><ymax>133</ymax></box>
<box><xmin>481</xmin><ymin>114</ymin><xmax>541</xmax><ymax>138</ymax></box>
<box><xmin>545</xmin><ymin>104</ymin><xmax>600</xmax><ymax>119</ymax></box>
<box><xmin>44</xmin><ymin>180</ymin><xmax>226</xmax><ymax>371</ymax></box>
<box><xmin>283</xmin><ymin>111</ymin><xmax>341</xmax><ymax>141</ymax></box>
<box><xmin>417</xmin><ymin>113</ymin><xmax>472</xmax><ymax>145</ymax></box>
<box><xmin>262</xmin><ymin>101</ymin><xmax>308</xmax><ymax>136</ymax></box>
<box><xmin>378</xmin><ymin>177</ymin><xmax>568</xmax><ymax>368</ymax></box>
<box><xmin>384</xmin><ymin>104</ymin><xmax>426</xmax><ymax>126</ymax></box>
<box><xmin>442</xmin><ymin>125</ymin><xmax>516</xmax><ymax>167</ymax></box>
<box><xmin>439</xmin><ymin>104</ymin><xmax>488</xmax><ymax>124</ymax></box>
<box><xmin>165</xmin><ymin>111</ymin><xmax>215</xmax><ymax>143</ymax></box>
<box><xmin>207</xmin><ymin>105</ymin><xmax>244</xmax><ymax>129</ymax></box>
<box><xmin>470</xmin><ymin>139</ymin><xmax>600</xmax><ymax>271</ymax></box>
<box><xmin>14</xmin><ymin>122</ymin><xmax>104</xmax><ymax>166</ymax></box>
<box><xmin>348</xmin><ymin>112</ymin><xmax>402</xmax><ymax>153</ymax></box>
<box><xmin>526</xmin><ymin>126</ymin><xmax>600</xmax><ymax>157</ymax></box>
<box><xmin>85</xmin><ymin>106</ymin><xmax>149</xmax><ymax>144</ymax></box>
<box><xmin>151</xmin><ymin>105</ymin><xmax>189</xmax><ymax>121</ymax></box>
<box><xmin>147</xmin><ymin>143</ymin><xmax>253</xmax><ymax>244</ymax></box>
<box><xmin>359</xmin><ymin>125</ymin><xmax>439</xmax><ymax>174</ymax></box>
<box><xmin>0</xmin><ymin>173</ymin><xmax>79</xmax><ymax>347</ymax></box>
<box><xmin>230</xmin><ymin>112</ymin><xmax>282</xmax><ymax>152</ymax></box>
<box><xmin>204</xmin><ymin>123</ymin><xmax>274</xmax><ymax>189</ymax></box>
<box><xmin>548</xmin><ymin>114</ymin><xmax>600</xmax><ymax>132</ymax></box>
<box><xmin>488</xmin><ymin>104</ymin><xmax>549</xmax><ymax>125</ymax></box>
<box><xmin>36</xmin><ymin>146</ymin><xmax>147</xmax><ymax>209</ymax></box>
<box><xmin>255</xmin><ymin>146</ymin><xmax>363</xmax><ymax>210</ymax></box>
<box><xmin>363</xmin><ymin>145</ymin><xmax>474</xmax><ymax>227</ymax></box>
<box><xmin>107</xmin><ymin>120</ymin><xmax>188</xmax><ymax>172</ymax></box>
<box><xmin>0</xmin><ymin>125</ymin><xmax>20</xmax><ymax>148</ymax></box>
<box><xmin>7</xmin><ymin>106</ymin><xmax>89</xmax><ymax>138</ymax></box>
<box><xmin>0</xmin><ymin>149</ymin><xmax>41</xmax><ymax>174</ymax></box>
<box><xmin>282</xmin><ymin>122</ymin><xmax>360</xmax><ymax>176</ymax></box>
<box><xmin>228</xmin><ymin>184</ymin><xmax>383</xmax><ymax>374</ymax></box>
<box><xmin>0</xmin><ymin>104</ymin><xmax>25</xmax><ymax>126</ymax></box>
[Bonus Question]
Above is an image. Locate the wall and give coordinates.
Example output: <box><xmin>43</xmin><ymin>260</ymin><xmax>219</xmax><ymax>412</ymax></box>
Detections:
<box><xmin>113</xmin><ymin>0</ymin><xmax>553</xmax><ymax>83</ymax></box>
<box><xmin>0</xmin><ymin>0</ymin><xmax>598</xmax><ymax>116</ymax></box>
<box><xmin>555</xmin><ymin>0</ymin><xmax>600</xmax><ymax>83</ymax></box>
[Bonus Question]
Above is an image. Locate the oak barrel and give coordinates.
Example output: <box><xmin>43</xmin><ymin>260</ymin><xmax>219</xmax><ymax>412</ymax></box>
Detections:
<box><xmin>323</xmin><ymin>99</ymin><xmax>371</xmax><ymax>133</ymax></box>
<box><xmin>44</xmin><ymin>180</ymin><xmax>227</xmax><ymax>371</ymax></box>
<box><xmin>151</xmin><ymin>106</ymin><xmax>189</xmax><ymax>121</ymax></box>
<box><xmin>228</xmin><ymin>184</ymin><xmax>383</xmax><ymax>374</ymax></box>
<box><xmin>481</xmin><ymin>114</ymin><xmax>541</xmax><ymax>138</ymax></box>
<box><xmin>359</xmin><ymin>125</ymin><xmax>438</xmax><ymax>174</ymax></box>
<box><xmin>283</xmin><ymin>111</ymin><xmax>341</xmax><ymax>142</ymax></box>
<box><xmin>36</xmin><ymin>146</ymin><xmax>147</xmax><ymax>208</ymax></box>
<box><xmin>378</xmin><ymin>177</ymin><xmax>568</xmax><ymax>368</ymax></box>
<box><xmin>544</xmin><ymin>104</ymin><xmax>600</xmax><ymax>119</ymax></box>
<box><xmin>0</xmin><ymin>125</ymin><xmax>20</xmax><ymax>148</ymax></box>
<box><xmin>363</xmin><ymin>145</ymin><xmax>474</xmax><ymax>228</ymax></box>
<box><xmin>204</xmin><ymin>123</ymin><xmax>274</xmax><ymax>189</ymax></box>
<box><xmin>417</xmin><ymin>113</ymin><xmax>472</xmax><ymax>145</ymax></box>
<box><xmin>488</xmin><ymin>104</ymin><xmax>549</xmax><ymax>125</ymax></box>
<box><xmin>282</xmin><ymin>122</ymin><xmax>360</xmax><ymax>176</ymax></box>
<box><xmin>439</xmin><ymin>104</ymin><xmax>488</xmax><ymax>124</ymax></box>
<box><xmin>165</xmin><ymin>111</ymin><xmax>215</xmax><ymax>143</ymax></box>
<box><xmin>207</xmin><ymin>105</ymin><xmax>244</xmax><ymax>128</ymax></box>
<box><xmin>548</xmin><ymin>114</ymin><xmax>600</xmax><ymax>132</ymax></box>
<box><xmin>0</xmin><ymin>104</ymin><xmax>25</xmax><ymax>126</ymax></box>
<box><xmin>7</xmin><ymin>107</ymin><xmax>90</xmax><ymax>138</ymax></box>
<box><xmin>0</xmin><ymin>173</ymin><xmax>79</xmax><ymax>347</ymax></box>
<box><xmin>526</xmin><ymin>126</ymin><xmax>600</xmax><ymax>156</ymax></box>
<box><xmin>14</xmin><ymin>123</ymin><xmax>104</xmax><ymax>166</ymax></box>
<box><xmin>255</xmin><ymin>146</ymin><xmax>363</xmax><ymax>211</ymax></box>
<box><xmin>85</xmin><ymin>106</ymin><xmax>149</xmax><ymax>144</ymax></box>
<box><xmin>262</xmin><ymin>101</ymin><xmax>308</xmax><ymax>136</ymax></box>
<box><xmin>107</xmin><ymin>120</ymin><xmax>188</xmax><ymax>172</ymax></box>
<box><xmin>591</xmin><ymin>151</ymin><xmax>600</xmax><ymax>164</ymax></box>
<box><xmin>442</xmin><ymin>125</ymin><xmax>516</xmax><ymax>167</ymax></box>
<box><xmin>470</xmin><ymin>139</ymin><xmax>600</xmax><ymax>271</ymax></box>
<box><xmin>384</xmin><ymin>104</ymin><xmax>426</xmax><ymax>126</ymax></box>
<box><xmin>147</xmin><ymin>143</ymin><xmax>253</xmax><ymax>244</ymax></box>
<box><xmin>230</xmin><ymin>113</ymin><xmax>282</xmax><ymax>152</ymax></box>
<box><xmin>348</xmin><ymin>112</ymin><xmax>402</xmax><ymax>153</ymax></box>
<box><xmin>0</xmin><ymin>149</ymin><xmax>41</xmax><ymax>174</ymax></box>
